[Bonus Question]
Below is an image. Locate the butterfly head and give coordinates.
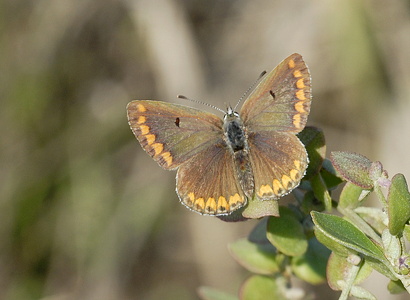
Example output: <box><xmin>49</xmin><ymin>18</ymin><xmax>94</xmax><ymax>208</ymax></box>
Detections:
<box><xmin>224</xmin><ymin>105</ymin><xmax>240</xmax><ymax>122</ymax></box>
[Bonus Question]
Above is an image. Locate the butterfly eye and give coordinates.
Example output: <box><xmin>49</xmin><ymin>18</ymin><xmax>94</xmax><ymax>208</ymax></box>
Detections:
<box><xmin>175</xmin><ymin>117</ymin><xmax>180</xmax><ymax>127</ymax></box>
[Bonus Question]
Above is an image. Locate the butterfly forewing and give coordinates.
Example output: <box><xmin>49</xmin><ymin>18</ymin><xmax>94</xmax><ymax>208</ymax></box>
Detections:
<box><xmin>240</xmin><ymin>53</ymin><xmax>311</xmax><ymax>133</ymax></box>
<box><xmin>248</xmin><ymin>131</ymin><xmax>308</xmax><ymax>200</ymax></box>
<box><xmin>240</xmin><ymin>53</ymin><xmax>311</xmax><ymax>201</ymax></box>
<box><xmin>127</xmin><ymin>100</ymin><xmax>223</xmax><ymax>170</ymax></box>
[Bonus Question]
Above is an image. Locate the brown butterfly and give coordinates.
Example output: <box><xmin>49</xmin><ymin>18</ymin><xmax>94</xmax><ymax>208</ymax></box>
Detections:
<box><xmin>127</xmin><ymin>53</ymin><xmax>311</xmax><ymax>216</ymax></box>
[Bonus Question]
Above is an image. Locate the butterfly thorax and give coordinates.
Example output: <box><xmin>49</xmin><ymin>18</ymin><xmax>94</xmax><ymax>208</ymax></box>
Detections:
<box><xmin>223</xmin><ymin>108</ymin><xmax>255</xmax><ymax>199</ymax></box>
<box><xmin>223</xmin><ymin>110</ymin><xmax>246</xmax><ymax>152</ymax></box>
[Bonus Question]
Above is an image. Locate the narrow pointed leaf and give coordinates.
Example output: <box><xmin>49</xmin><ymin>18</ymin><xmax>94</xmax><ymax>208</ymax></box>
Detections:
<box><xmin>311</xmin><ymin>212</ymin><xmax>386</xmax><ymax>263</ymax></box>
<box><xmin>314</xmin><ymin>229</ymin><xmax>350</xmax><ymax>258</ymax></box>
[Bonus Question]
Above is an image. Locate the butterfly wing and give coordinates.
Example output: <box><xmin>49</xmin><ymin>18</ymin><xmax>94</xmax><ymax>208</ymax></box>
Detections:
<box><xmin>240</xmin><ymin>53</ymin><xmax>311</xmax><ymax>200</ymax></box>
<box><xmin>127</xmin><ymin>100</ymin><xmax>246</xmax><ymax>215</ymax></box>
<box><xmin>176</xmin><ymin>143</ymin><xmax>246</xmax><ymax>215</ymax></box>
<box><xmin>240</xmin><ymin>53</ymin><xmax>311</xmax><ymax>133</ymax></box>
<box><xmin>248</xmin><ymin>131</ymin><xmax>308</xmax><ymax>200</ymax></box>
<box><xmin>127</xmin><ymin>100</ymin><xmax>224</xmax><ymax>170</ymax></box>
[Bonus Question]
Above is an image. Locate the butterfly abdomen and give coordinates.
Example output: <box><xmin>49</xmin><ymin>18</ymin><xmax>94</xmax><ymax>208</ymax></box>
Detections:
<box><xmin>234</xmin><ymin>150</ymin><xmax>255</xmax><ymax>199</ymax></box>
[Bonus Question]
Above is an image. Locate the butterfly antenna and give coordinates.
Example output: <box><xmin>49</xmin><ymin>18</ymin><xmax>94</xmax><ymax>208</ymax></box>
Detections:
<box><xmin>178</xmin><ymin>95</ymin><xmax>225</xmax><ymax>113</ymax></box>
<box><xmin>233</xmin><ymin>70</ymin><xmax>267</xmax><ymax>111</ymax></box>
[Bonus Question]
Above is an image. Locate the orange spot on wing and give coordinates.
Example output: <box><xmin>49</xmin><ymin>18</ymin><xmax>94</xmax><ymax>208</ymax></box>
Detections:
<box><xmin>295</xmin><ymin>101</ymin><xmax>305</xmax><ymax>113</ymax></box>
<box><xmin>205</xmin><ymin>197</ymin><xmax>217</xmax><ymax>213</ymax></box>
<box><xmin>281</xmin><ymin>175</ymin><xmax>292</xmax><ymax>189</ymax></box>
<box><xmin>294</xmin><ymin>160</ymin><xmax>301</xmax><ymax>170</ymax></box>
<box><xmin>137</xmin><ymin>104</ymin><xmax>147</xmax><ymax>112</ymax></box>
<box><xmin>296</xmin><ymin>90</ymin><xmax>306</xmax><ymax>100</ymax></box>
<box><xmin>290</xmin><ymin>169</ymin><xmax>300</xmax><ymax>181</ymax></box>
<box><xmin>293</xmin><ymin>114</ymin><xmax>302</xmax><ymax>128</ymax></box>
<box><xmin>195</xmin><ymin>198</ymin><xmax>205</xmax><ymax>211</ymax></box>
<box><xmin>218</xmin><ymin>196</ymin><xmax>229</xmax><ymax>212</ymax></box>
<box><xmin>296</xmin><ymin>78</ymin><xmax>305</xmax><ymax>89</ymax></box>
<box><xmin>139</xmin><ymin>125</ymin><xmax>150</xmax><ymax>135</ymax></box>
<box><xmin>187</xmin><ymin>192</ymin><xmax>195</xmax><ymax>206</ymax></box>
<box><xmin>293</xmin><ymin>70</ymin><xmax>302</xmax><ymax>78</ymax></box>
<box><xmin>258</xmin><ymin>184</ymin><xmax>273</xmax><ymax>197</ymax></box>
<box><xmin>229</xmin><ymin>193</ymin><xmax>243</xmax><ymax>209</ymax></box>
<box><xmin>161</xmin><ymin>152</ymin><xmax>173</xmax><ymax>167</ymax></box>
<box><xmin>272</xmin><ymin>179</ymin><xmax>284</xmax><ymax>195</ymax></box>
<box><xmin>137</xmin><ymin>116</ymin><xmax>146</xmax><ymax>124</ymax></box>
<box><xmin>145</xmin><ymin>134</ymin><xmax>155</xmax><ymax>145</ymax></box>
<box><xmin>152</xmin><ymin>143</ymin><xmax>164</xmax><ymax>155</ymax></box>
<box><xmin>288</xmin><ymin>59</ymin><xmax>295</xmax><ymax>69</ymax></box>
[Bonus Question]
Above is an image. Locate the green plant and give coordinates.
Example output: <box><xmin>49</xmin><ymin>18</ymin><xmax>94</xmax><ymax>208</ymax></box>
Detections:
<box><xmin>198</xmin><ymin>127</ymin><xmax>410</xmax><ymax>300</ymax></box>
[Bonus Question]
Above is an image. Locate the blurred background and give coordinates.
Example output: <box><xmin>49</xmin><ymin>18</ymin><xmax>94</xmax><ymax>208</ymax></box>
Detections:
<box><xmin>1</xmin><ymin>0</ymin><xmax>410</xmax><ymax>299</ymax></box>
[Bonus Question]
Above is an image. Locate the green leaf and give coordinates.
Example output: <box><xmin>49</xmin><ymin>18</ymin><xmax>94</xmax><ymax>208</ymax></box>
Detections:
<box><xmin>349</xmin><ymin>285</ymin><xmax>376</xmax><ymax>300</ymax></box>
<box><xmin>354</xmin><ymin>207</ymin><xmax>387</xmax><ymax>235</ymax></box>
<box><xmin>239</xmin><ymin>275</ymin><xmax>281</xmax><ymax>300</ymax></box>
<box><xmin>267</xmin><ymin>207</ymin><xmax>308</xmax><ymax>256</ymax></box>
<box><xmin>330</xmin><ymin>151</ymin><xmax>373</xmax><ymax>189</ymax></box>
<box><xmin>368</xmin><ymin>161</ymin><xmax>384</xmax><ymax>181</ymax></box>
<box><xmin>198</xmin><ymin>287</ymin><xmax>238</xmax><ymax>300</ymax></box>
<box><xmin>248</xmin><ymin>218</ymin><xmax>269</xmax><ymax>244</ymax></box>
<box><xmin>291</xmin><ymin>238</ymin><xmax>331</xmax><ymax>284</ymax></box>
<box><xmin>300</xmin><ymin>191</ymin><xmax>325</xmax><ymax>215</ymax></box>
<box><xmin>388</xmin><ymin>173</ymin><xmax>410</xmax><ymax>236</ymax></box>
<box><xmin>311</xmin><ymin>173</ymin><xmax>332</xmax><ymax>211</ymax></box>
<box><xmin>228</xmin><ymin>238</ymin><xmax>279</xmax><ymax>275</ymax></box>
<box><xmin>404</xmin><ymin>224</ymin><xmax>410</xmax><ymax>243</ymax></box>
<box><xmin>320</xmin><ymin>158</ymin><xmax>344</xmax><ymax>190</ymax></box>
<box><xmin>326</xmin><ymin>252</ymin><xmax>373</xmax><ymax>291</ymax></box>
<box><xmin>298</xmin><ymin>126</ymin><xmax>326</xmax><ymax>179</ymax></box>
<box><xmin>387</xmin><ymin>280</ymin><xmax>406</xmax><ymax>294</ymax></box>
<box><xmin>339</xmin><ymin>182</ymin><xmax>364</xmax><ymax>209</ymax></box>
<box><xmin>381</xmin><ymin>229</ymin><xmax>401</xmax><ymax>262</ymax></box>
<box><xmin>241</xmin><ymin>197</ymin><xmax>279</xmax><ymax>219</ymax></box>
<box><xmin>364</xmin><ymin>256</ymin><xmax>397</xmax><ymax>281</ymax></box>
<box><xmin>314</xmin><ymin>228</ymin><xmax>350</xmax><ymax>257</ymax></box>
<box><xmin>311</xmin><ymin>212</ymin><xmax>386</xmax><ymax>263</ymax></box>
<box><xmin>219</xmin><ymin>196</ymin><xmax>280</xmax><ymax>222</ymax></box>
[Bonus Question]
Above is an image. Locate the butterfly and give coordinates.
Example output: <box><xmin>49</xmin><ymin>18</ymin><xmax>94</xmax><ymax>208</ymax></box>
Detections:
<box><xmin>127</xmin><ymin>53</ymin><xmax>311</xmax><ymax>216</ymax></box>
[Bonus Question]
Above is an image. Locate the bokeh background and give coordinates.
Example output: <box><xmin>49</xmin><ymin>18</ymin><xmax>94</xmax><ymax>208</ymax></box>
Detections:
<box><xmin>1</xmin><ymin>0</ymin><xmax>410</xmax><ymax>299</ymax></box>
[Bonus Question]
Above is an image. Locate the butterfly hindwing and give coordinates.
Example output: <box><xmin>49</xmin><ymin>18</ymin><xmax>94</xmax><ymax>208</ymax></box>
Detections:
<box><xmin>176</xmin><ymin>143</ymin><xmax>246</xmax><ymax>215</ymax></box>
<box><xmin>240</xmin><ymin>53</ymin><xmax>311</xmax><ymax>133</ymax></box>
<box><xmin>127</xmin><ymin>100</ymin><xmax>223</xmax><ymax>170</ymax></box>
<box><xmin>248</xmin><ymin>131</ymin><xmax>308</xmax><ymax>200</ymax></box>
